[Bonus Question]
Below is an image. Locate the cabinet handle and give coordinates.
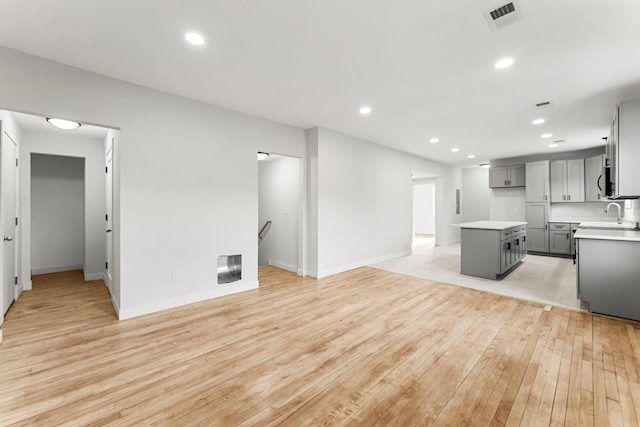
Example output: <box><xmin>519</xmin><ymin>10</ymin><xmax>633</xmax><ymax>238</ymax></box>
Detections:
<box><xmin>505</xmin><ymin>180</ymin><xmax>507</xmax><ymax>186</ymax></box>
<box><xmin>568</xmin><ymin>194</ymin><xmax>571</xmax><ymax>201</ymax></box>
<box><xmin>562</xmin><ymin>195</ymin><xmax>566</xmax><ymax>200</ymax></box>
<box><xmin>545</xmin><ymin>224</ymin><xmax>548</xmax><ymax>230</ymax></box>
<box><xmin>507</xmin><ymin>242</ymin><xmax>511</xmax><ymax>250</ymax></box>
<box><xmin>567</xmin><ymin>233</ymin><xmax>569</xmax><ymax>239</ymax></box>
<box><xmin>544</xmin><ymin>195</ymin><xmax>548</xmax><ymax>201</ymax></box>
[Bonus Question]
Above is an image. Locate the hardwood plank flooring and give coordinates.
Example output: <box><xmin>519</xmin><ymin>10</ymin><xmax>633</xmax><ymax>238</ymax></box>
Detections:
<box><xmin>1</xmin><ymin>267</ymin><xmax>640</xmax><ymax>426</ymax></box>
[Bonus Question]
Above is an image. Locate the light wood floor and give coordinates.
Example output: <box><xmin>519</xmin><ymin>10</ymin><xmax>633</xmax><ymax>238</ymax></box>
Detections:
<box><xmin>2</xmin><ymin>268</ymin><xmax>640</xmax><ymax>426</ymax></box>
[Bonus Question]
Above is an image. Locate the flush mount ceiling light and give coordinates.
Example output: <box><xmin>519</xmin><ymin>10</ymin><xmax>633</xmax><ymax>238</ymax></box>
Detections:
<box><xmin>359</xmin><ymin>106</ymin><xmax>372</xmax><ymax>115</ymax></box>
<box><xmin>185</xmin><ymin>32</ymin><xmax>205</xmax><ymax>45</ymax></box>
<box><xmin>451</xmin><ymin>147</ymin><xmax>460</xmax><ymax>152</ymax></box>
<box><xmin>548</xmin><ymin>143</ymin><xmax>559</xmax><ymax>148</ymax></box>
<box><xmin>480</xmin><ymin>163</ymin><xmax>491</xmax><ymax>169</ymax></box>
<box><xmin>46</xmin><ymin>117</ymin><xmax>81</xmax><ymax>130</ymax></box>
<box><xmin>467</xmin><ymin>154</ymin><xmax>476</xmax><ymax>159</ymax></box>
<box><xmin>257</xmin><ymin>152</ymin><xmax>269</xmax><ymax>161</ymax></box>
<box><xmin>532</xmin><ymin>118</ymin><xmax>545</xmax><ymax>125</ymax></box>
<box><xmin>429</xmin><ymin>137</ymin><xmax>439</xmax><ymax>143</ymax></box>
<box><xmin>494</xmin><ymin>57</ymin><xmax>514</xmax><ymax>69</ymax></box>
<box><xmin>541</xmin><ymin>133</ymin><xmax>553</xmax><ymax>139</ymax></box>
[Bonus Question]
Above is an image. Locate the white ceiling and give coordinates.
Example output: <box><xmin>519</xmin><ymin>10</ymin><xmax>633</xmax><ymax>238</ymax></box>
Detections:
<box><xmin>10</xmin><ymin>111</ymin><xmax>109</xmax><ymax>139</ymax></box>
<box><xmin>1</xmin><ymin>1</ymin><xmax>639</xmax><ymax>167</ymax></box>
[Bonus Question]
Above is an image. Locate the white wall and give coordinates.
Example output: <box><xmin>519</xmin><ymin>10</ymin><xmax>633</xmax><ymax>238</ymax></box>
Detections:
<box><xmin>31</xmin><ymin>154</ymin><xmax>85</xmax><ymax>274</ymax></box>
<box><xmin>624</xmin><ymin>200</ymin><xmax>640</xmax><ymax>224</ymax></box>
<box><xmin>308</xmin><ymin>127</ymin><xmax>462</xmax><ymax>278</ymax></box>
<box><xmin>258</xmin><ymin>156</ymin><xmax>301</xmax><ymax>272</ymax></box>
<box><xmin>413</xmin><ymin>183</ymin><xmax>435</xmax><ymax>234</ymax></box>
<box><xmin>21</xmin><ymin>132</ymin><xmax>106</xmax><ymax>283</ymax></box>
<box><xmin>0</xmin><ymin>46</ymin><xmax>306</xmax><ymax>319</ymax></box>
<box><xmin>462</xmin><ymin>168</ymin><xmax>490</xmax><ymax>222</ymax></box>
<box><xmin>550</xmin><ymin>202</ymin><xmax>618</xmax><ymax>221</ymax></box>
<box><xmin>490</xmin><ymin>188</ymin><xmax>526</xmax><ymax>221</ymax></box>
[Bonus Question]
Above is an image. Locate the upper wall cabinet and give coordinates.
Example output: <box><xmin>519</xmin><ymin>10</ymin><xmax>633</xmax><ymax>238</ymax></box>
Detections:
<box><xmin>489</xmin><ymin>164</ymin><xmax>525</xmax><ymax>188</ymax></box>
<box><xmin>585</xmin><ymin>154</ymin><xmax>605</xmax><ymax>201</ymax></box>
<box><xmin>608</xmin><ymin>98</ymin><xmax>640</xmax><ymax>198</ymax></box>
<box><xmin>525</xmin><ymin>160</ymin><xmax>549</xmax><ymax>202</ymax></box>
<box><xmin>550</xmin><ymin>159</ymin><xmax>585</xmax><ymax>203</ymax></box>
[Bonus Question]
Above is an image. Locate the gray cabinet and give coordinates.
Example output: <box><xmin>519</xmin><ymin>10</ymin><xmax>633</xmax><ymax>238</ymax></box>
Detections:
<box><xmin>549</xmin><ymin>223</ymin><xmax>571</xmax><ymax>254</ymax></box>
<box><xmin>585</xmin><ymin>154</ymin><xmax>605</xmax><ymax>201</ymax></box>
<box><xmin>489</xmin><ymin>164</ymin><xmax>525</xmax><ymax>188</ymax></box>
<box><xmin>550</xmin><ymin>159</ymin><xmax>584</xmax><ymax>202</ymax></box>
<box><xmin>608</xmin><ymin>99</ymin><xmax>640</xmax><ymax>198</ymax></box>
<box><xmin>525</xmin><ymin>161</ymin><xmax>549</xmax><ymax>202</ymax></box>
<box><xmin>526</xmin><ymin>203</ymin><xmax>549</xmax><ymax>252</ymax></box>
<box><xmin>461</xmin><ymin>225</ymin><xmax>526</xmax><ymax>279</ymax></box>
<box><xmin>577</xmin><ymin>237</ymin><xmax>640</xmax><ymax>322</ymax></box>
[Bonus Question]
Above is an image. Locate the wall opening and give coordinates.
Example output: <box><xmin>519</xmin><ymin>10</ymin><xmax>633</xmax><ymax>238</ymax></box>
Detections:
<box><xmin>31</xmin><ymin>153</ymin><xmax>85</xmax><ymax>275</ymax></box>
<box><xmin>258</xmin><ymin>153</ymin><xmax>303</xmax><ymax>276</ymax></box>
<box><xmin>412</xmin><ymin>171</ymin><xmax>439</xmax><ymax>253</ymax></box>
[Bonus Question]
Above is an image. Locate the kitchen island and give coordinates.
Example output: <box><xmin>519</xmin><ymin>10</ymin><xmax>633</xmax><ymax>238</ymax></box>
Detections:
<box><xmin>575</xmin><ymin>228</ymin><xmax>640</xmax><ymax>321</ymax></box>
<box><xmin>460</xmin><ymin>221</ymin><xmax>528</xmax><ymax>280</ymax></box>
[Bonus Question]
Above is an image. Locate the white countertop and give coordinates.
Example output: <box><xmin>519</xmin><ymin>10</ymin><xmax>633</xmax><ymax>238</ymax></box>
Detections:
<box><xmin>548</xmin><ymin>219</ymin><xmax>583</xmax><ymax>224</ymax></box>
<box><xmin>578</xmin><ymin>221</ymin><xmax>638</xmax><ymax>230</ymax></box>
<box><xmin>575</xmin><ymin>229</ymin><xmax>640</xmax><ymax>242</ymax></box>
<box><xmin>459</xmin><ymin>221</ymin><xmax>527</xmax><ymax>230</ymax></box>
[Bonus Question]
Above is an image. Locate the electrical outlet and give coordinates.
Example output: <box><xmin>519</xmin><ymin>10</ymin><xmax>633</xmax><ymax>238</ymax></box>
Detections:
<box><xmin>598</xmin><ymin>208</ymin><xmax>605</xmax><ymax>214</ymax></box>
<box><xmin>172</xmin><ymin>271</ymin><xmax>180</xmax><ymax>282</ymax></box>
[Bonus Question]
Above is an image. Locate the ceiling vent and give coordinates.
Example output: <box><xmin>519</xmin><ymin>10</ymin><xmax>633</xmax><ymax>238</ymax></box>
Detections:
<box><xmin>484</xmin><ymin>1</ymin><xmax>523</xmax><ymax>31</ymax></box>
<box><xmin>534</xmin><ymin>100</ymin><xmax>553</xmax><ymax>109</ymax></box>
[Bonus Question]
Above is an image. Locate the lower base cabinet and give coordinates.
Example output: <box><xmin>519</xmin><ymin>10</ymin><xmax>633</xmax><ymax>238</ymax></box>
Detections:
<box><xmin>577</xmin><ymin>237</ymin><xmax>640</xmax><ymax>321</ymax></box>
<box><xmin>549</xmin><ymin>223</ymin><xmax>571</xmax><ymax>255</ymax></box>
<box><xmin>461</xmin><ymin>225</ymin><xmax>527</xmax><ymax>280</ymax></box>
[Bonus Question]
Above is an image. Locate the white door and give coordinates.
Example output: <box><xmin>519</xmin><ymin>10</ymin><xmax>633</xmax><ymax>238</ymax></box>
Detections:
<box><xmin>105</xmin><ymin>138</ymin><xmax>114</xmax><ymax>293</ymax></box>
<box><xmin>1</xmin><ymin>124</ymin><xmax>18</xmax><ymax>315</ymax></box>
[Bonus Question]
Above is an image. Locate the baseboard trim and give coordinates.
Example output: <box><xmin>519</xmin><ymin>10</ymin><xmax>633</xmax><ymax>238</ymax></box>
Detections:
<box><xmin>314</xmin><ymin>251</ymin><xmax>412</xmax><ymax>279</ymax></box>
<box><xmin>32</xmin><ymin>264</ymin><xmax>83</xmax><ymax>275</ymax></box>
<box><xmin>111</xmin><ymin>293</ymin><xmax>121</xmax><ymax>317</ymax></box>
<box><xmin>269</xmin><ymin>259</ymin><xmax>298</xmax><ymax>273</ymax></box>
<box><xmin>84</xmin><ymin>272</ymin><xmax>105</xmax><ymax>282</ymax></box>
<box><xmin>117</xmin><ymin>280</ymin><xmax>259</xmax><ymax>320</ymax></box>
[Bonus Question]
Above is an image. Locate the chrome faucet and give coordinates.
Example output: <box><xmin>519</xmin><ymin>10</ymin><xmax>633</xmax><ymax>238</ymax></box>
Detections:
<box><xmin>606</xmin><ymin>202</ymin><xmax>623</xmax><ymax>224</ymax></box>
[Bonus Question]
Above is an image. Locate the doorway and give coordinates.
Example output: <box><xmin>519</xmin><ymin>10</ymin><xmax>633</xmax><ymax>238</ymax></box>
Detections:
<box><xmin>30</xmin><ymin>154</ymin><xmax>85</xmax><ymax>275</ymax></box>
<box><xmin>412</xmin><ymin>172</ymin><xmax>439</xmax><ymax>253</ymax></box>
<box><xmin>257</xmin><ymin>153</ymin><xmax>303</xmax><ymax>277</ymax></box>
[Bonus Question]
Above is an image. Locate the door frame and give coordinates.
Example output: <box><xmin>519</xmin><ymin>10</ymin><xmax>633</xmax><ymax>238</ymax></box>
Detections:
<box><xmin>411</xmin><ymin>173</ymin><xmax>440</xmax><ymax>248</ymax></box>
<box><xmin>257</xmin><ymin>152</ymin><xmax>306</xmax><ymax>278</ymax></box>
<box><xmin>0</xmin><ymin>121</ymin><xmax>19</xmax><ymax>324</ymax></box>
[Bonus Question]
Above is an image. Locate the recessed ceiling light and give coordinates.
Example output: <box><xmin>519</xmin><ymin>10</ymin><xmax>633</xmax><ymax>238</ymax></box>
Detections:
<box><xmin>467</xmin><ymin>154</ymin><xmax>475</xmax><ymax>159</ymax></box>
<box><xmin>541</xmin><ymin>133</ymin><xmax>553</xmax><ymax>139</ymax></box>
<box><xmin>532</xmin><ymin>118</ymin><xmax>545</xmax><ymax>125</ymax></box>
<box><xmin>429</xmin><ymin>138</ymin><xmax>439</xmax><ymax>143</ymax></box>
<box><xmin>185</xmin><ymin>32</ymin><xmax>205</xmax><ymax>45</ymax></box>
<box><xmin>359</xmin><ymin>106</ymin><xmax>372</xmax><ymax>115</ymax></box>
<box><xmin>548</xmin><ymin>143</ymin><xmax>559</xmax><ymax>148</ymax></box>
<box><xmin>451</xmin><ymin>148</ymin><xmax>460</xmax><ymax>152</ymax></box>
<box><xmin>480</xmin><ymin>163</ymin><xmax>491</xmax><ymax>169</ymax></box>
<box><xmin>495</xmin><ymin>58</ymin><xmax>514</xmax><ymax>69</ymax></box>
<box><xmin>46</xmin><ymin>117</ymin><xmax>81</xmax><ymax>130</ymax></box>
<box><xmin>257</xmin><ymin>152</ymin><xmax>269</xmax><ymax>161</ymax></box>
